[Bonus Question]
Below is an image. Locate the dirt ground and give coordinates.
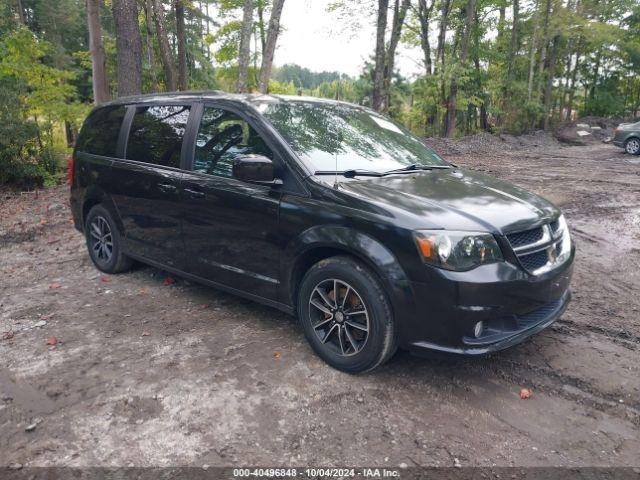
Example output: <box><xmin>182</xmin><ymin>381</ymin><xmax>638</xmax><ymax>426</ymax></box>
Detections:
<box><xmin>1</xmin><ymin>139</ymin><xmax>639</xmax><ymax>468</ymax></box>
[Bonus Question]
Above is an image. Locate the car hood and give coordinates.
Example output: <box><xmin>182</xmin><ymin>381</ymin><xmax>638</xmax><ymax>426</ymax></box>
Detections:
<box><xmin>337</xmin><ymin>168</ymin><xmax>559</xmax><ymax>233</ymax></box>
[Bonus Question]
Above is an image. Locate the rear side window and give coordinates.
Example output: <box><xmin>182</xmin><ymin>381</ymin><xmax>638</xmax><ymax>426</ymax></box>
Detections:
<box><xmin>126</xmin><ymin>105</ymin><xmax>191</xmax><ymax>168</ymax></box>
<box><xmin>76</xmin><ymin>106</ymin><xmax>127</xmax><ymax>157</ymax></box>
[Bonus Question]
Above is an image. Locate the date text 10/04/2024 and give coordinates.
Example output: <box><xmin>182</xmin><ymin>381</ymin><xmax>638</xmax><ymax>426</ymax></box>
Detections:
<box><xmin>232</xmin><ymin>468</ymin><xmax>401</xmax><ymax>478</ymax></box>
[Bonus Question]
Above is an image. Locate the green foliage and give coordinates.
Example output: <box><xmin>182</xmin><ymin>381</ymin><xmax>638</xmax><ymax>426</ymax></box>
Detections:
<box><xmin>0</xmin><ymin>25</ymin><xmax>84</xmax><ymax>187</ymax></box>
<box><xmin>3</xmin><ymin>0</ymin><xmax>640</xmax><ymax>190</ymax></box>
<box><xmin>394</xmin><ymin>0</ymin><xmax>640</xmax><ymax>135</ymax></box>
<box><xmin>273</xmin><ymin>64</ymin><xmax>347</xmax><ymax>90</ymax></box>
<box><xmin>211</xmin><ymin>20</ymin><xmax>242</xmax><ymax>66</ymax></box>
<box><xmin>268</xmin><ymin>79</ymin><xmax>298</xmax><ymax>95</ymax></box>
<box><xmin>0</xmin><ymin>76</ymin><xmax>59</xmax><ymax>188</ymax></box>
<box><xmin>583</xmin><ymin>78</ymin><xmax>627</xmax><ymax>117</ymax></box>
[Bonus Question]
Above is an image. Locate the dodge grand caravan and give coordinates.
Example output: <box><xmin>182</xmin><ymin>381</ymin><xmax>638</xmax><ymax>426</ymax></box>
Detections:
<box><xmin>70</xmin><ymin>92</ymin><xmax>574</xmax><ymax>373</ymax></box>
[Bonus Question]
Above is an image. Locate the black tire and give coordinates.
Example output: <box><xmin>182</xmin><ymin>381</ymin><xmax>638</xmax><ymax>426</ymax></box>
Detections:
<box><xmin>297</xmin><ymin>256</ymin><xmax>397</xmax><ymax>373</ymax></box>
<box><xmin>84</xmin><ymin>204</ymin><xmax>132</xmax><ymax>274</ymax></box>
<box><xmin>625</xmin><ymin>137</ymin><xmax>640</xmax><ymax>155</ymax></box>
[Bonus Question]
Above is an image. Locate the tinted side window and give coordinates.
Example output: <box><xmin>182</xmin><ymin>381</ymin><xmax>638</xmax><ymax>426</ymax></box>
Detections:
<box><xmin>126</xmin><ymin>105</ymin><xmax>190</xmax><ymax>168</ymax></box>
<box><xmin>76</xmin><ymin>106</ymin><xmax>127</xmax><ymax>157</ymax></box>
<box><xmin>194</xmin><ymin>107</ymin><xmax>273</xmax><ymax>178</ymax></box>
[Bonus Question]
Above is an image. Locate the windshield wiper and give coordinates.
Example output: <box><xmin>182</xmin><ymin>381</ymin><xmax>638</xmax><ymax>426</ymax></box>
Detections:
<box><xmin>314</xmin><ymin>164</ymin><xmax>452</xmax><ymax>179</ymax></box>
<box><xmin>383</xmin><ymin>164</ymin><xmax>452</xmax><ymax>175</ymax></box>
<box><xmin>314</xmin><ymin>169</ymin><xmax>384</xmax><ymax>178</ymax></box>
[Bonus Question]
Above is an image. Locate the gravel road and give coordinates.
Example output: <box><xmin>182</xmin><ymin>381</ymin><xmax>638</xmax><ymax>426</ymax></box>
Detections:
<box><xmin>1</xmin><ymin>140</ymin><xmax>639</xmax><ymax>468</ymax></box>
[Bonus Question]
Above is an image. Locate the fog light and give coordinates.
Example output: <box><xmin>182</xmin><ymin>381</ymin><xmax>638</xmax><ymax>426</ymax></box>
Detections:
<box><xmin>473</xmin><ymin>321</ymin><xmax>484</xmax><ymax>338</ymax></box>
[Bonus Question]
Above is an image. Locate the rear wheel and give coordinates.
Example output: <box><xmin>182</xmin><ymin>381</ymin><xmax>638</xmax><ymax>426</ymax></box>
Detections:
<box><xmin>625</xmin><ymin>137</ymin><xmax>640</xmax><ymax>155</ymax></box>
<box><xmin>85</xmin><ymin>204</ymin><xmax>132</xmax><ymax>274</ymax></box>
<box><xmin>297</xmin><ymin>256</ymin><xmax>397</xmax><ymax>373</ymax></box>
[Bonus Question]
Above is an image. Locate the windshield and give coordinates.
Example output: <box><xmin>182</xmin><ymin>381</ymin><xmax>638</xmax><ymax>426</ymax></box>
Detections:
<box><xmin>254</xmin><ymin>100</ymin><xmax>447</xmax><ymax>173</ymax></box>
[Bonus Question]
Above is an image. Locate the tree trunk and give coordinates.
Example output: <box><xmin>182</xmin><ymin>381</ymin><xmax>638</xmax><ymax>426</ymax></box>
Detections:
<box><xmin>112</xmin><ymin>0</ymin><xmax>143</xmax><ymax>97</ymax></box>
<box><xmin>543</xmin><ymin>35</ymin><xmax>559</xmax><ymax>130</ymax></box>
<box><xmin>497</xmin><ymin>4</ymin><xmax>506</xmax><ymax>51</ymax></box>
<box><xmin>87</xmin><ymin>0</ymin><xmax>110</xmax><ymax>103</ymax></box>
<box><xmin>505</xmin><ymin>0</ymin><xmax>519</xmax><ymax>86</ymax></box>
<box><xmin>237</xmin><ymin>0</ymin><xmax>254</xmax><ymax>93</ymax></box>
<box><xmin>144</xmin><ymin>0</ymin><xmax>157</xmax><ymax>93</ymax></box>
<box><xmin>65</xmin><ymin>121</ymin><xmax>74</xmax><ymax>147</ymax></box>
<box><xmin>16</xmin><ymin>0</ymin><xmax>25</xmax><ymax>23</ymax></box>
<box><xmin>253</xmin><ymin>25</ymin><xmax>260</xmax><ymax>86</ymax></box>
<box><xmin>534</xmin><ymin>0</ymin><xmax>552</xmax><ymax>102</ymax></box>
<box><xmin>257</xmin><ymin>0</ymin><xmax>266</xmax><ymax>53</ymax></box>
<box><xmin>198</xmin><ymin>1</ymin><xmax>205</xmax><ymax>58</ymax></box>
<box><xmin>527</xmin><ymin>0</ymin><xmax>540</xmax><ymax>101</ymax></box>
<box><xmin>372</xmin><ymin>0</ymin><xmax>389</xmax><ymax>112</ymax></box>
<box><xmin>566</xmin><ymin>53</ymin><xmax>580</xmax><ymax>120</ymax></box>
<box><xmin>417</xmin><ymin>0</ymin><xmax>434</xmax><ymax>75</ymax></box>
<box><xmin>205</xmin><ymin>1</ymin><xmax>211</xmax><ymax>60</ymax></box>
<box><xmin>559</xmin><ymin>49</ymin><xmax>573</xmax><ymax>119</ymax></box>
<box><xmin>381</xmin><ymin>0</ymin><xmax>411</xmax><ymax>113</ymax></box>
<box><xmin>435</xmin><ymin>0</ymin><xmax>451</xmax><ymax>74</ymax></box>
<box><xmin>151</xmin><ymin>0</ymin><xmax>177</xmax><ymax>91</ymax></box>
<box><xmin>174</xmin><ymin>0</ymin><xmax>188</xmax><ymax>91</ymax></box>
<box><xmin>436</xmin><ymin>0</ymin><xmax>451</xmax><ymax>133</ymax></box>
<box><xmin>498</xmin><ymin>0</ymin><xmax>518</xmax><ymax>127</ymax></box>
<box><xmin>590</xmin><ymin>48</ymin><xmax>601</xmax><ymax>101</ymax></box>
<box><xmin>473</xmin><ymin>10</ymin><xmax>487</xmax><ymax>131</ymax></box>
<box><xmin>444</xmin><ymin>0</ymin><xmax>476</xmax><ymax>138</ymax></box>
<box><xmin>258</xmin><ymin>0</ymin><xmax>286</xmax><ymax>93</ymax></box>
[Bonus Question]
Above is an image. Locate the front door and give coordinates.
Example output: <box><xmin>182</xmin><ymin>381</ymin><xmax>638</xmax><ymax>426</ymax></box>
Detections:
<box><xmin>110</xmin><ymin>104</ymin><xmax>191</xmax><ymax>269</ymax></box>
<box><xmin>181</xmin><ymin>105</ymin><xmax>283</xmax><ymax>301</ymax></box>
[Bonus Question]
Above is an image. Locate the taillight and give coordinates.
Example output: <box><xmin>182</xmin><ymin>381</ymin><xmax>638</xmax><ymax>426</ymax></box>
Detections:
<box><xmin>68</xmin><ymin>156</ymin><xmax>74</xmax><ymax>186</ymax></box>
<box><xmin>614</xmin><ymin>128</ymin><xmax>620</xmax><ymax>136</ymax></box>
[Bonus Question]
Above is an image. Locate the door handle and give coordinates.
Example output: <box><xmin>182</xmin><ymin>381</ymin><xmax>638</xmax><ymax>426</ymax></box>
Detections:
<box><xmin>158</xmin><ymin>183</ymin><xmax>177</xmax><ymax>193</ymax></box>
<box><xmin>184</xmin><ymin>188</ymin><xmax>205</xmax><ymax>199</ymax></box>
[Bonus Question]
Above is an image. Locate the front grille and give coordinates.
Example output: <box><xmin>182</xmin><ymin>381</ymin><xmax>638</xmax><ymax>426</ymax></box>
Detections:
<box><xmin>506</xmin><ymin>227</ymin><xmax>543</xmax><ymax>248</ymax></box>
<box><xmin>518</xmin><ymin>249</ymin><xmax>548</xmax><ymax>271</ymax></box>
<box><xmin>505</xmin><ymin>220</ymin><xmax>567</xmax><ymax>275</ymax></box>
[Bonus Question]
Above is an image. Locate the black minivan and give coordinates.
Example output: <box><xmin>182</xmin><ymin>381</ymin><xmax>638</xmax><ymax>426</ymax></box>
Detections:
<box><xmin>70</xmin><ymin>92</ymin><xmax>574</xmax><ymax>373</ymax></box>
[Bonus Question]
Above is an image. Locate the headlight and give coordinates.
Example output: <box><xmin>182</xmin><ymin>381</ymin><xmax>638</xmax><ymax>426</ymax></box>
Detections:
<box><xmin>414</xmin><ymin>230</ymin><xmax>503</xmax><ymax>271</ymax></box>
<box><xmin>556</xmin><ymin>214</ymin><xmax>569</xmax><ymax>236</ymax></box>
<box><xmin>555</xmin><ymin>214</ymin><xmax>572</xmax><ymax>262</ymax></box>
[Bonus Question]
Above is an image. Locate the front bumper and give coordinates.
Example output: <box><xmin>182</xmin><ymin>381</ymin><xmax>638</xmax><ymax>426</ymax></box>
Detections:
<box><xmin>399</xmin><ymin>248</ymin><xmax>574</xmax><ymax>356</ymax></box>
<box><xmin>409</xmin><ymin>290</ymin><xmax>570</xmax><ymax>355</ymax></box>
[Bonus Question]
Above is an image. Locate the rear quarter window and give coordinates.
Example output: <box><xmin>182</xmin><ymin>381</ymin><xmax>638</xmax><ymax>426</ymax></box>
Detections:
<box><xmin>126</xmin><ymin>105</ymin><xmax>191</xmax><ymax>168</ymax></box>
<box><xmin>76</xmin><ymin>106</ymin><xmax>127</xmax><ymax>157</ymax></box>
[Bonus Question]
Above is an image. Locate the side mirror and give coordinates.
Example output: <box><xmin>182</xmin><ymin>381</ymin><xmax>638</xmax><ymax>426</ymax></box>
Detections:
<box><xmin>232</xmin><ymin>155</ymin><xmax>282</xmax><ymax>186</ymax></box>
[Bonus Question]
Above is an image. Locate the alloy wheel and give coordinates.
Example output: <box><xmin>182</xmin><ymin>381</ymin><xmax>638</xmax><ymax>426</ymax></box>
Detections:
<box><xmin>626</xmin><ymin>138</ymin><xmax>640</xmax><ymax>154</ymax></box>
<box><xmin>89</xmin><ymin>215</ymin><xmax>113</xmax><ymax>264</ymax></box>
<box><xmin>308</xmin><ymin>279</ymin><xmax>370</xmax><ymax>356</ymax></box>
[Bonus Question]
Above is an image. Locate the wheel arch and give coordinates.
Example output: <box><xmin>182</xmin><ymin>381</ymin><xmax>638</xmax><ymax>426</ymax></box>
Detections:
<box><xmin>282</xmin><ymin>225</ymin><xmax>415</xmax><ymax>316</ymax></box>
<box><xmin>81</xmin><ymin>187</ymin><xmax>124</xmax><ymax>233</ymax></box>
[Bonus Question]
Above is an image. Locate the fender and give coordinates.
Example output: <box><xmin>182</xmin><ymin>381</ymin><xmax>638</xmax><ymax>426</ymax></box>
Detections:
<box><xmin>80</xmin><ymin>184</ymin><xmax>125</xmax><ymax>235</ymax></box>
<box><xmin>281</xmin><ymin>225</ymin><xmax>417</xmax><ymax>334</ymax></box>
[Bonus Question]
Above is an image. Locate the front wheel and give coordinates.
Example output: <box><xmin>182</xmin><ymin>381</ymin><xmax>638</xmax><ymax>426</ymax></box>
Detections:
<box><xmin>84</xmin><ymin>204</ymin><xmax>132</xmax><ymax>274</ymax></box>
<box><xmin>625</xmin><ymin>137</ymin><xmax>640</xmax><ymax>155</ymax></box>
<box><xmin>297</xmin><ymin>256</ymin><xmax>397</xmax><ymax>373</ymax></box>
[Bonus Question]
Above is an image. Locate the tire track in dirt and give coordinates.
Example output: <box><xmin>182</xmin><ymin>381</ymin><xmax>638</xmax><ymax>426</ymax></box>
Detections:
<box><xmin>491</xmin><ymin>356</ymin><xmax>640</xmax><ymax>424</ymax></box>
<box><xmin>554</xmin><ymin>320</ymin><xmax>640</xmax><ymax>349</ymax></box>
